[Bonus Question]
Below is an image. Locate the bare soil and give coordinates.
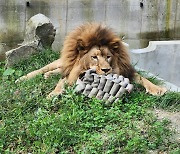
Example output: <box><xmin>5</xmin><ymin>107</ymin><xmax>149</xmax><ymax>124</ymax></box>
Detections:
<box><xmin>153</xmin><ymin>109</ymin><xmax>180</xmax><ymax>142</ymax></box>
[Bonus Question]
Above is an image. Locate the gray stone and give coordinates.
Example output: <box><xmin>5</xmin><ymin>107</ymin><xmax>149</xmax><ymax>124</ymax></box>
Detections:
<box><xmin>5</xmin><ymin>14</ymin><xmax>56</xmax><ymax>66</ymax></box>
<box><xmin>115</xmin><ymin>87</ymin><xmax>126</xmax><ymax>98</ymax></box>
<box><xmin>96</xmin><ymin>90</ymin><xmax>105</xmax><ymax>99</ymax></box>
<box><xmin>75</xmin><ymin>78</ymin><xmax>86</xmax><ymax>92</ymax></box>
<box><xmin>6</xmin><ymin>41</ymin><xmax>39</xmax><ymax>66</ymax></box>
<box><xmin>22</xmin><ymin>13</ymin><xmax>56</xmax><ymax>48</ymax></box>
<box><xmin>75</xmin><ymin>69</ymin><xmax>133</xmax><ymax>104</ymax></box>
<box><xmin>103</xmin><ymin>80</ymin><xmax>113</xmax><ymax>93</ymax></box>
<box><xmin>92</xmin><ymin>75</ymin><xmax>100</xmax><ymax>88</ymax></box>
<box><xmin>125</xmin><ymin>84</ymin><xmax>134</xmax><ymax>92</ymax></box>
<box><xmin>98</xmin><ymin>76</ymin><xmax>107</xmax><ymax>90</ymax></box>
<box><xmin>0</xmin><ymin>43</ymin><xmax>7</xmax><ymax>61</ymax></box>
<box><xmin>82</xmin><ymin>84</ymin><xmax>92</xmax><ymax>96</ymax></box>
<box><xmin>102</xmin><ymin>93</ymin><xmax>110</xmax><ymax>100</ymax></box>
<box><xmin>109</xmin><ymin>83</ymin><xmax>120</xmax><ymax>96</ymax></box>
<box><xmin>88</xmin><ymin>88</ymin><xmax>99</xmax><ymax>98</ymax></box>
<box><xmin>107</xmin><ymin>96</ymin><xmax>116</xmax><ymax>105</ymax></box>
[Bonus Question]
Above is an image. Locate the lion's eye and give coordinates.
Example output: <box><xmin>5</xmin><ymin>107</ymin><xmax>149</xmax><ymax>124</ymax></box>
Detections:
<box><xmin>92</xmin><ymin>56</ymin><xmax>98</xmax><ymax>60</ymax></box>
<box><xmin>107</xmin><ymin>56</ymin><xmax>111</xmax><ymax>60</ymax></box>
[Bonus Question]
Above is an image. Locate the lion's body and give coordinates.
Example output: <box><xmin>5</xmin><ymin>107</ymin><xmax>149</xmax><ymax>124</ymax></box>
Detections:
<box><xmin>17</xmin><ymin>23</ymin><xmax>167</xmax><ymax>97</ymax></box>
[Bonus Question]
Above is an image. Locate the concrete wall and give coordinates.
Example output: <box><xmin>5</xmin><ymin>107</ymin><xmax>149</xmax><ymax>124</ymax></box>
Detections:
<box><xmin>130</xmin><ymin>41</ymin><xmax>180</xmax><ymax>91</ymax></box>
<box><xmin>0</xmin><ymin>0</ymin><xmax>180</xmax><ymax>60</ymax></box>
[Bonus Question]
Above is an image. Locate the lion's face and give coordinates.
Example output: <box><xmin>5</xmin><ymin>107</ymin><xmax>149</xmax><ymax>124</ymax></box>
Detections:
<box><xmin>82</xmin><ymin>46</ymin><xmax>113</xmax><ymax>75</ymax></box>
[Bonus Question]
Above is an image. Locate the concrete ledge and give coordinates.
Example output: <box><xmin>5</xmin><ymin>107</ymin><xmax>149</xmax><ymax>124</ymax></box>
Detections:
<box><xmin>131</xmin><ymin>41</ymin><xmax>180</xmax><ymax>54</ymax></box>
<box><xmin>130</xmin><ymin>41</ymin><xmax>180</xmax><ymax>91</ymax></box>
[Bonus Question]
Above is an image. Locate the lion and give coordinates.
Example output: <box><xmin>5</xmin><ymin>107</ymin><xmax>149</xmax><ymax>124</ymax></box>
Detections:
<box><xmin>16</xmin><ymin>23</ymin><xmax>167</xmax><ymax>98</ymax></box>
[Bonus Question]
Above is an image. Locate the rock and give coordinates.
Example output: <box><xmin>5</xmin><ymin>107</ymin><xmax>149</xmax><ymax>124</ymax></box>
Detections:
<box><xmin>0</xmin><ymin>43</ymin><xmax>6</xmax><ymax>61</ymax></box>
<box><xmin>6</xmin><ymin>41</ymin><xmax>39</xmax><ymax>66</ymax></box>
<box><xmin>22</xmin><ymin>13</ymin><xmax>56</xmax><ymax>48</ymax></box>
<box><xmin>75</xmin><ymin>69</ymin><xmax>133</xmax><ymax>104</ymax></box>
<box><xmin>5</xmin><ymin>14</ymin><xmax>56</xmax><ymax>66</ymax></box>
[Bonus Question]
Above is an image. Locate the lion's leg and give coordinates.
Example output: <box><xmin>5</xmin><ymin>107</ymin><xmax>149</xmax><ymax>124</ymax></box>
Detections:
<box><xmin>16</xmin><ymin>59</ymin><xmax>62</xmax><ymax>82</ymax></box>
<box><xmin>135</xmin><ymin>73</ymin><xmax>167</xmax><ymax>96</ymax></box>
<box><xmin>44</xmin><ymin>68</ymin><xmax>62</xmax><ymax>79</ymax></box>
<box><xmin>48</xmin><ymin>65</ymin><xmax>82</xmax><ymax>98</ymax></box>
<box><xmin>66</xmin><ymin>66</ymin><xmax>82</xmax><ymax>85</ymax></box>
<box><xmin>47</xmin><ymin>77</ymin><xmax>67</xmax><ymax>98</ymax></box>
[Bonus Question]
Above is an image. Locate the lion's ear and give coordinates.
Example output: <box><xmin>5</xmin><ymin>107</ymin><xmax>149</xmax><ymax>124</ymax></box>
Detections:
<box><xmin>77</xmin><ymin>39</ymin><xmax>85</xmax><ymax>52</ymax></box>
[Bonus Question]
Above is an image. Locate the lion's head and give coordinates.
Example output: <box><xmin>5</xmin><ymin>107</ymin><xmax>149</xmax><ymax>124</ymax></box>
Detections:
<box><xmin>60</xmin><ymin>23</ymin><xmax>135</xmax><ymax>81</ymax></box>
<box><xmin>79</xmin><ymin>46</ymin><xmax>113</xmax><ymax>75</ymax></box>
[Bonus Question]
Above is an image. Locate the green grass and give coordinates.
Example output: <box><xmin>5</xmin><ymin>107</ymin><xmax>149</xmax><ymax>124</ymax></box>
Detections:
<box><xmin>0</xmin><ymin>49</ymin><xmax>179</xmax><ymax>153</ymax></box>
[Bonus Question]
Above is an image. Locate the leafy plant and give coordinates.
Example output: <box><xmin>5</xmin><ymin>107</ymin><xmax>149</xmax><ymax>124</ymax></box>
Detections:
<box><xmin>3</xmin><ymin>68</ymin><xmax>15</xmax><ymax>76</ymax></box>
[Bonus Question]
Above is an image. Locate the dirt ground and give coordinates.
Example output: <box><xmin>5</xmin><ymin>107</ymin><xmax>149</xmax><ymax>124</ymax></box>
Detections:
<box><xmin>153</xmin><ymin>109</ymin><xmax>180</xmax><ymax>142</ymax></box>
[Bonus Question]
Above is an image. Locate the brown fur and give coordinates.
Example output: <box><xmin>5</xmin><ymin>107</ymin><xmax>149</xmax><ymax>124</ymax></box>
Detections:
<box><xmin>16</xmin><ymin>23</ymin><xmax>167</xmax><ymax>97</ymax></box>
<box><xmin>61</xmin><ymin>23</ymin><xmax>135</xmax><ymax>80</ymax></box>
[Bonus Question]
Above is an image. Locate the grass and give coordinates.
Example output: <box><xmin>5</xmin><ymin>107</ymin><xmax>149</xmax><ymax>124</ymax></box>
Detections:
<box><xmin>0</xmin><ymin>49</ymin><xmax>179</xmax><ymax>153</ymax></box>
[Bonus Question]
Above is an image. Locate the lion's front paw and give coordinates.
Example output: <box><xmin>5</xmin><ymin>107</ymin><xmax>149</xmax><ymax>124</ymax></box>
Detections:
<box><xmin>146</xmin><ymin>85</ymin><xmax>167</xmax><ymax>96</ymax></box>
<box><xmin>47</xmin><ymin>90</ymin><xmax>63</xmax><ymax>99</ymax></box>
<box><xmin>15</xmin><ymin>76</ymin><xmax>27</xmax><ymax>83</ymax></box>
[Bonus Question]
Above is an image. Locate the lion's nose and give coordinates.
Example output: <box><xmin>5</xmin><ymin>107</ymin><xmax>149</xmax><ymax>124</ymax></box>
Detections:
<box><xmin>101</xmin><ymin>68</ymin><xmax>111</xmax><ymax>73</ymax></box>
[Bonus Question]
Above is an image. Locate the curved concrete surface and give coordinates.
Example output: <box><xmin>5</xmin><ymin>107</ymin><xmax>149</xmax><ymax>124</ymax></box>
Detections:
<box><xmin>130</xmin><ymin>41</ymin><xmax>180</xmax><ymax>92</ymax></box>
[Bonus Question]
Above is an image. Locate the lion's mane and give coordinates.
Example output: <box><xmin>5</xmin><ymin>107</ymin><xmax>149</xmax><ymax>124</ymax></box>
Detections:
<box><xmin>60</xmin><ymin>23</ymin><xmax>135</xmax><ymax>81</ymax></box>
